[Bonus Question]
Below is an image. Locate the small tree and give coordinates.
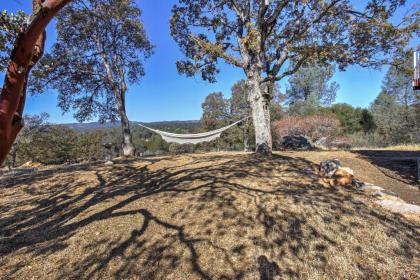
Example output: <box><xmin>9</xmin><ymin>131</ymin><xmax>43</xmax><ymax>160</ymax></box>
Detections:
<box><xmin>231</xmin><ymin>80</ymin><xmax>252</xmax><ymax>151</ymax></box>
<box><xmin>382</xmin><ymin>51</ymin><xmax>418</xmax><ymax>107</ymax></box>
<box><xmin>171</xmin><ymin>0</ymin><xmax>416</xmax><ymax>155</ymax></box>
<box><xmin>371</xmin><ymin>91</ymin><xmax>417</xmax><ymax>144</ymax></box>
<box><xmin>329</xmin><ymin>103</ymin><xmax>363</xmax><ymax>134</ymax></box>
<box><xmin>286</xmin><ymin>64</ymin><xmax>339</xmax><ymax>106</ymax></box>
<box><xmin>201</xmin><ymin>92</ymin><xmax>230</xmax><ymax>130</ymax></box>
<box><xmin>31</xmin><ymin>0</ymin><xmax>153</xmax><ymax>156</ymax></box>
<box><xmin>360</xmin><ymin>109</ymin><xmax>376</xmax><ymax>133</ymax></box>
<box><xmin>381</xmin><ymin>50</ymin><xmax>419</xmax><ymax>141</ymax></box>
<box><xmin>5</xmin><ymin>113</ymin><xmax>49</xmax><ymax>167</ymax></box>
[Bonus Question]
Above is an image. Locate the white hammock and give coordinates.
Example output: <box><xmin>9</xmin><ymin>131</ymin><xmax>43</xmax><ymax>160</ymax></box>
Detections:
<box><xmin>138</xmin><ymin>119</ymin><xmax>245</xmax><ymax>144</ymax></box>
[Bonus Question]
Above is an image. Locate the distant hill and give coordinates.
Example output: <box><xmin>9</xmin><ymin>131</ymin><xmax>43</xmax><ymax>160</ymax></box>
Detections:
<box><xmin>63</xmin><ymin>120</ymin><xmax>201</xmax><ymax>132</ymax></box>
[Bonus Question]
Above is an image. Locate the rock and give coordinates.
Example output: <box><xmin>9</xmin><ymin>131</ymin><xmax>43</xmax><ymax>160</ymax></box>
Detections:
<box><xmin>104</xmin><ymin>161</ymin><xmax>114</xmax><ymax>166</ymax></box>
<box><xmin>359</xmin><ymin>183</ymin><xmax>385</xmax><ymax>193</ymax></box>
<box><xmin>375</xmin><ymin>199</ymin><xmax>420</xmax><ymax>215</ymax></box>
<box><xmin>280</xmin><ymin>135</ymin><xmax>314</xmax><ymax>151</ymax></box>
<box><xmin>354</xmin><ymin>181</ymin><xmax>419</xmax><ymax>222</ymax></box>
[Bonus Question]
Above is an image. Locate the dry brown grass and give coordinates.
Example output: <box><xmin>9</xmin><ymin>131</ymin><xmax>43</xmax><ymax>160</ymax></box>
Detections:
<box><xmin>0</xmin><ymin>152</ymin><xmax>418</xmax><ymax>279</ymax></box>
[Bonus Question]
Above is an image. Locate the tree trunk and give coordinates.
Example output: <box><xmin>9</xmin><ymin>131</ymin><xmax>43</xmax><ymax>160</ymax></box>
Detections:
<box><xmin>247</xmin><ymin>77</ymin><xmax>272</xmax><ymax>155</ymax></box>
<box><xmin>11</xmin><ymin>144</ymin><xmax>17</xmax><ymax>168</ymax></box>
<box><xmin>94</xmin><ymin>30</ymin><xmax>135</xmax><ymax>157</ymax></box>
<box><xmin>0</xmin><ymin>0</ymin><xmax>71</xmax><ymax>166</ymax></box>
<box><xmin>243</xmin><ymin>124</ymin><xmax>249</xmax><ymax>152</ymax></box>
<box><xmin>116</xmin><ymin>93</ymin><xmax>135</xmax><ymax>157</ymax></box>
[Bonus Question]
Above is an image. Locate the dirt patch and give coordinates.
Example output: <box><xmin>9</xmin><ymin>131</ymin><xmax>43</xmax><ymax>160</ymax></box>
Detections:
<box><xmin>0</xmin><ymin>152</ymin><xmax>418</xmax><ymax>279</ymax></box>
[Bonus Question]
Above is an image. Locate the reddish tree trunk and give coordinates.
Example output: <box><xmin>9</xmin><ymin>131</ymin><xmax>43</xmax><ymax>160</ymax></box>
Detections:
<box><xmin>0</xmin><ymin>0</ymin><xmax>72</xmax><ymax>165</ymax></box>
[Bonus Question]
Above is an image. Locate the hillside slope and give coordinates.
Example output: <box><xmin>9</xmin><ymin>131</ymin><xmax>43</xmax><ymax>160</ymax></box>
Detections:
<box><xmin>0</xmin><ymin>153</ymin><xmax>418</xmax><ymax>279</ymax></box>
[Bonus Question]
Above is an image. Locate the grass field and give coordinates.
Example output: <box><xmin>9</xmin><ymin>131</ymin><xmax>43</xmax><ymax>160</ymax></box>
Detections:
<box><xmin>0</xmin><ymin>152</ymin><xmax>418</xmax><ymax>279</ymax></box>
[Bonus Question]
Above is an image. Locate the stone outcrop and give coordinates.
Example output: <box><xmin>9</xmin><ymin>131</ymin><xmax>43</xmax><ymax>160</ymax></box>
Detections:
<box><xmin>280</xmin><ymin>135</ymin><xmax>314</xmax><ymax>151</ymax></box>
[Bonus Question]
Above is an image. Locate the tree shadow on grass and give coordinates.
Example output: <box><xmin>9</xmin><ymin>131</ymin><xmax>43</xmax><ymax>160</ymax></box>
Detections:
<box><xmin>352</xmin><ymin>150</ymin><xmax>420</xmax><ymax>186</ymax></box>
<box><xmin>0</xmin><ymin>153</ymin><xmax>418</xmax><ymax>279</ymax></box>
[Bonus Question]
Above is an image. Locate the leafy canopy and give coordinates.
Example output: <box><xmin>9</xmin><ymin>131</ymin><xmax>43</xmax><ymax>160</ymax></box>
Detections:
<box><xmin>0</xmin><ymin>10</ymin><xmax>28</xmax><ymax>72</ymax></box>
<box><xmin>171</xmin><ymin>0</ymin><xmax>417</xmax><ymax>85</ymax></box>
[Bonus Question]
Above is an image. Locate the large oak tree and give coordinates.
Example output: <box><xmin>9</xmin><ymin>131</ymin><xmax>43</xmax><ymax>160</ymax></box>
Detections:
<box><xmin>170</xmin><ymin>0</ymin><xmax>417</xmax><ymax>154</ymax></box>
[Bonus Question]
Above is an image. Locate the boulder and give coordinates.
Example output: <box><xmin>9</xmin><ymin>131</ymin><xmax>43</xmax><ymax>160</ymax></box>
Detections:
<box><xmin>375</xmin><ymin>199</ymin><xmax>420</xmax><ymax>216</ymax></box>
<box><xmin>280</xmin><ymin>135</ymin><xmax>314</xmax><ymax>151</ymax></box>
<box><xmin>359</xmin><ymin>183</ymin><xmax>385</xmax><ymax>193</ymax></box>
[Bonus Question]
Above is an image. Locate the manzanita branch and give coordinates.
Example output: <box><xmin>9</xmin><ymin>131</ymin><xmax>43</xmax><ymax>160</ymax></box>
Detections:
<box><xmin>0</xmin><ymin>0</ymin><xmax>72</xmax><ymax>165</ymax></box>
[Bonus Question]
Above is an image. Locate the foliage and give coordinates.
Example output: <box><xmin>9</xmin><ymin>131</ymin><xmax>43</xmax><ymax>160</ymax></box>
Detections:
<box><xmin>5</xmin><ymin>113</ymin><xmax>50</xmax><ymax>167</ymax></box>
<box><xmin>12</xmin><ymin>125</ymin><xmax>79</xmax><ymax>165</ymax></box>
<box><xmin>74</xmin><ymin>130</ymin><xmax>108</xmax><ymax>161</ymax></box>
<box><xmin>168</xmin><ymin>143</ymin><xmax>195</xmax><ymax>154</ymax></box>
<box><xmin>31</xmin><ymin>0</ymin><xmax>153</xmax><ymax>123</ymax></box>
<box><xmin>382</xmin><ymin>50</ymin><xmax>418</xmax><ymax>107</ymax></box>
<box><xmin>360</xmin><ymin>109</ymin><xmax>376</xmax><ymax>133</ymax></box>
<box><xmin>0</xmin><ymin>10</ymin><xmax>27</xmax><ymax>71</ymax></box>
<box><xmin>171</xmin><ymin>0</ymin><xmax>416</xmax><ymax>84</ymax></box>
<box><xmin>272</xmin><ymin>114</ymin><xmax>341</xmax><ymax>145</ymax></box>
<box><xmin>328</xmin><ymin>103</ymin><xmax>363</xmax><ymax>134</ymax></box>
<box><xmin>348</xmin><ymin>131</ymin><xmax>387</xmax><ymax>148</ymax></box>
<box><xmin>201</xmin><ymin>92</ymin><xmax>230</xmax><ymax>130</ymax></box>
<box><xmin>286</xmin><ymin>64</ymin><xmax>339</xmax><ymax>106</ymax></box>
<box><xmin>230</xmin><ymin>80</ymin><xmax>251</xmax><ymax>121</ymax></box>
<box><xmin>377</xmin><ymin>50</ymin><xmax>419</xmax><ymax>144</ymax></box>
<box><xmin>288</xmin><ymin>94</ymin><xmax>323</xmax><ymax>116</ymax></box>
<box><xmin>370</xmin><ymin>92</ymin><xmax>418</xmax><ymax>145</ymax></box>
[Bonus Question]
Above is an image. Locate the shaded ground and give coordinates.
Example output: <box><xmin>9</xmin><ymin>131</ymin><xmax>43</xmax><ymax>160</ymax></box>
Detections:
<box><xmin>0</xmin><ymin>152</ymin><xmax>419</xmax><ymax>279</ymax></box>
<box><xmin>283</xmin><ymin>150</ymin><xmax>420</xmax><ymax>206</ymax></box>
<box><xmin>354</xmin><ymin>150</ymin><xmax>420</xmax><ymax>186</ymax></box>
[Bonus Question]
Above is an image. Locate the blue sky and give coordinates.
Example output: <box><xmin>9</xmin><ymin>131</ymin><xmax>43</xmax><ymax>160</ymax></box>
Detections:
<box><xmin>1</xmin><ymin>0</ymin><xmax>418</xmax><ymax>123</ymax></box>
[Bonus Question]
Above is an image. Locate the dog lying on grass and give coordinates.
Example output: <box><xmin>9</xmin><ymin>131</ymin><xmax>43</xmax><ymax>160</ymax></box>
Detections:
<box><xmin>318</xmin><ymin>159</ymin><xmax>355</xmax><ymax>187</ymax></box>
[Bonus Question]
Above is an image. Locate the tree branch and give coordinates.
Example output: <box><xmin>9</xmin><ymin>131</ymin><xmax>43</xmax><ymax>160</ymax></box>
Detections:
<box><xmin>0</xmin><ymin>0</ymin><xmax>72</xmax><ymax>165</ymax></box>
<box><xmin>191</xmin><ymin>35</ymin><xmax>246</xmax><ymax>68</ymax></box>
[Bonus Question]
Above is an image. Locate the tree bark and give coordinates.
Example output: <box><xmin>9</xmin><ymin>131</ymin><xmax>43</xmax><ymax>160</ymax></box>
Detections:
<box><xmin>94</xmin><ymin>32</ymin><xmax>135</xmax><ymax>158</ymax></box>
<box><xmin>247</xmin><ymin>76</ymin><xmax>272</xmax><ymax>155</ymax></box>
<box><xmin>0</xmin><ymin>0</ymin><xmax>71</xmax><ymax>166</ymax></box>
<box><xmin>243</xmin><ymin>124</ymin><xmax>249</xmax><ymax>152</ymax></box>
<box><xmin>116</xmin><ymin>92</ymin><xmax>135</xmax><ymax>157</ymax></box>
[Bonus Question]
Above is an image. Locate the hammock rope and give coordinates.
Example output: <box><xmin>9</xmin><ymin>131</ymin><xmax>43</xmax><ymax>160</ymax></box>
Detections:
<box><xmin>138</xmin><ymin>118</ymin><xmax>247</xmax><ymax>144</ymax></box>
